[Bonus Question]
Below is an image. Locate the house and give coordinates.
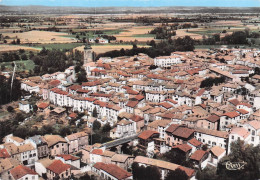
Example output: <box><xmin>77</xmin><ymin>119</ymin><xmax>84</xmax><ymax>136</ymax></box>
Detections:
<box><xmin>19</xmin><ymin>101</ymin><xmax>32</xmax><ymax>113</ymax></box>
<box><xmin>37</xmin><ymin>102</ymin><xmax>49</xmax><ymax>112</ymax></box>
<box><xmin>190</xmin><ymin>150</ymin><xmax>209</xmax><ymax>170</ymax></box>
<box><xmin>194</xmin><ymin>128</ymin><xmax>228</xmax><ymax>149</ymax></box>
<box><xmin>46</xmin><ymin>160</ymin><xmax>72</xmax><ymax>180</ymax></box>
<box><xmin>55</xmin><ymin>154</ymin><xmax>80</xmax><ymax>169</ymax></box>
<box><xmin>219</xmin><ymin>111</ymin><xmax>241</xmax><ymax>131</ymax></box>
<box><xmin>4</xmin><ymin>134</ymin><xmax>25</xmax><ymax>146</ymax></box>
<box><xmin>196</xmin><ymin>114</ymin><xmax>220</xmax><ymax>130</ymax></box>
<box><xmin>208</xmin><ymin>146</ymin><xmax>226</xmax><ymax>167</ymax></box>
<box><xmin>134</xmin><ymin>156</ymin><xmax>195</xmax><ymax>180</ymax></box>
<box><xmin>165</xmin><ymin>125</ymin><xmax>194</xmax><ymax>146</ymax></box>
<box><xmin>101</xmin><ymin>150</ymin><xmax>116</xmax><ymax>164</ymax></box>
<box><xmin>111</xmin><ymin>154</ymin><xmax>134</xmax><ymax>170</ymax></box>
<box><xmin>147</xmin><ymin>120</ymin><xmax>171</xmax><ymax>139</ymax></box>
<box><xmin>187</xmin><ymin>138</ymin><xmax>203</xmax><ymax>154</ymax></box>
<box><xmin>172</xmin><ymin>144</ymin><xmax>192</xmax><ymax>160</ymax></box>
<box><xmin>0</xmin><ymin>158</ymin><xmax>21</xmax><ymax>180</ymax></box>
<box><xmin>21</xmin><ymin>81</ymin><xmax>40</xmax><ymax>93</ymax></box>
<box><xmin>92</xmin><ymin>162</ymin><xmax>132</xmax><ymax>180</ymax></box>
<box><xmin>243</xmin><ymin>120</ymin><xmax>260</xmax><ymax>146</ymax></box>
<box><xmin>10</xmin><ymin>165</ymin><xmax>38</xmax><ymax>180</ymax></box>
<box><xmin>228</xmin><ymin>127</ymin><xmax>251</xmax><ymax>154</ymax></box>
<box><xmin>90</xmin><ymin>149</ymin><xmax>103</xmax><ymax>164</ymax></box>
<box><xmin>110</xmin><ymin>119</ymin><xmax>136</xmax><ymax>139</ymax></box>
<box><xmin>28</xmin><ymin>135</ymin><xmax>49</xmax><ymax>159</ymax></box>
<box><xmin>65</xmin><ymin>131</ymin><xmax>88</xmax><ymax>153</ymax></box>
<box><xmin>3</xmin><ymin>142</ymin><xmax>38</xmax><ymax>166</ymax></box>
<box><xmin>43</xmin><ymin>135</ymin><xmax>68</xmax><ymax>156</ymax></box>
<box><xmin>138</xmin><ymin>130</ymin><xmax>159</xmax><ymax>155</ymax></box>
<box><xmin>35</xmin><ymin>158</ymin><xmax>54</xmax><ymax>178</ymax></box>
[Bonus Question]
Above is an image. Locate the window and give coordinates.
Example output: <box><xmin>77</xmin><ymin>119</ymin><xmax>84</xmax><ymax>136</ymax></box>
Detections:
<box><xmin>251</xmin><ymin>137</ymin><xmax>254</xmax><ymax>142</ymax></box>
<box><xmin>252</xmin><ymin>130</ymin><xmax>255</xmax><ymax>136</ymax></box>
<box><xmin>232</xmin><ymin>135</ymin><xmax>234</xmax><ymax>140</ymax></box>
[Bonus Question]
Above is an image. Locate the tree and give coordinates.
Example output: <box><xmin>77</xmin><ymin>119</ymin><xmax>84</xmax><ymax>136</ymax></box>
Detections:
<box><xmin>102</xmin><ymin>123</ymin><xmax>111</xmax><ymax>133</ymax></box>
<box><xmin>7</xmin><ymin>106</ymin><xmax>14</xmax><ymax>112</ymax></box>
<box><xmin>32</xmin><ymin>105</ymin><xmax>38</xmax><ymax>113</ymax></box>
<box><xmin>76</xmin><ymin>68</ymin><xmax>87</xmax><ymax>84</ymax></box>
<box><xmin>16</xmin><ymin>39</ymin><xmax>20</xmax><ymax>44</ymax></box>
<box><xmin>93</xmin><ymin>120</ymin><xmax>101</xmax><ymax>131</ymax></box>
<box><xmin>59</xmin><ymin>126</ymin><xmax>71</xmax><ymax>137</ymax></box>
<box><xmin>92</xmin><ymin>107</ymin><xmax>98</xmax><ymax>118</ymax></box>
<box><xmin>217</xmin><ymin>140</ymin><xmax>260</xmax><ymax>180</ymax></box>
<box><xmin>197</xmin><ymin>166</ymin><xmax>218</xmax><ymax>180</ymax></box>
<box><xmin>166</xmin><ymin>169</ymin><xmax>189</xmax><ymax>180</ymax></box>
<box><xmin>21</xmin><ymin>54</ymin><xmax>28</xmax><ymax>60</ymax></box>
<box><xmin>132</xmin><ymin>163</ymin><xmax>161</xmax><ymax>180</ymax></box>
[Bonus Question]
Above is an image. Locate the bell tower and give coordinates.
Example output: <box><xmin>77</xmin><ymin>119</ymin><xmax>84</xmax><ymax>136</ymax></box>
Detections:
<box><xmin>84</xmin><ymin>37</ymin><xmax>93</xmax><ymax>64</ymax></box>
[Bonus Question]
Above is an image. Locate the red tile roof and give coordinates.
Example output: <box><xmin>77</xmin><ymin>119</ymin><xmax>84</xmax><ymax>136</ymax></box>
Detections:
<box><xmin>190</xmin><ymin>150</ymin><xmax>208</xmax><ymax>161</ymax></box>
<box><xmin>223</xmin><ymin>111</ymin><xmax>240</xmax><ymax>118</ymax></box>
<box><xmin>69</xmin><ymin>112</ymin><xmax>77</xmax><ymax>119</ymax></box>
<box><xmin>94</xmin><ymin>162</ymin><xmax>132</xmax><ymax>180</ymax></box>
<box><xmin>196</xmin><ymin>88</ymin><xmax>205</xmax><ymax>96</ymax></box>
<box><xmin>10</xmin><ymin>165</ymin><xmax>37</xmax><ymax>180</ymax></box>
<box><xmin>134</xmin><ymin>95</ymin><xmax>145</xmax><ymax>101</ymax></box>
<box><xmin>37</xmin><ymin>102</ymin><xmax>49</xmax><ymax>109</ymax></box>
<box><xmin>178</xmin><ymin>166</ymin><xmax>195</xmax><ymax>178</ymax></box>
<box><xmin>138</xmin><ymin>130</ymin><xmax>159</xmax><ymax>140</ymax></box>
<box><xmin>188</xmin><ymin>138</ymin><xmax>202</xmax><ymax>147</ymax></box>
<box><xmin>237</xmin><ymin>109</ymin><xmax>249</xmax><ymax>115</ymax></box>
<box><xmin>165</xmin><ymin>99</ymin><xmax>178</xmax><ymax>104</ymax></box>
<box><xmin>165</xmin><ymin>124</ymin><xmax>180</xmax><ymax>133</ymax></box>
<box><xmin>49</xmin><ymin>80</ymin><xmax>61</xmax><ymax>87</ymax></box>
<box><xmin>47</xmin><ymin>160</ymin><xmax>70</xmax><ymax>174</ymax></box>
<box><xmin>0</xmin><ymin>148</ymin><xmax>10</xmax><ymax>158</ymax></box>
<box><xmin>130</xmin><ymin>115</ymin><xmax>144</xmax><ymax>122</ymax></box>
<box><xmin>126</xmin><ymin>100</ymin><xmax>139</xmax><ymax>108</ymax></box>
<box><xmin>228</xmin><ymin>99</ymin><xmax>240</xmax><ymax>106</ymax></box>
<box><xmin>159</xmin><ymin>102</ymin><xmax>173</xmax><ymax>109</ymax></box>
<box><xmin>57</xmin><ymin>154</ymin><xmax>80</xmax><ymax>161</ymax></box>
<box><xmin>92</xmin><ymin>149</ymin><xmax>103</xmax><ymax>155</ymax></box>
<box><xmin>126</xmin><ymin>89</ymin><xmax>139</xmax><ymax>95</ymax></box>
<box><xmin>172</xmin><ymin>127</ymin><xmax>195</xmax><ymax>139</ymax></box>
<box><xmin>207</xmin><ymin>114</ymin><xmax>220</xmax><ymax>123</ymax></box>
<box><xmin>172</xmin><ymin>144</ymin><xmax>192</xmax><ymax>153</ymax></box>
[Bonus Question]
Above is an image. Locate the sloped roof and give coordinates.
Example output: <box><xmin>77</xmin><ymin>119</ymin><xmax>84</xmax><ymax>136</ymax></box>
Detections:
<box><xmin>47</xmin><ymin>160</ymin><xmax>70</xmax><ymax>174</ymax></box>
<box><xmin>138</xmin><ymin>130</ymin><xmax>159</xmax><ymax>140</ymax></box>
<box><xmin>10</xmin><ymin>165</ymin><xmax>37</xmax><ymax>180</ymax></box>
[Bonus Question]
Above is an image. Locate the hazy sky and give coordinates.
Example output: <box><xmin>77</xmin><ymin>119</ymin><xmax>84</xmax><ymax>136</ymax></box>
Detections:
<box><xmin>0</xmin><ymin>0</ymin><xmax>259</xmax><ymax>7</ymax></box>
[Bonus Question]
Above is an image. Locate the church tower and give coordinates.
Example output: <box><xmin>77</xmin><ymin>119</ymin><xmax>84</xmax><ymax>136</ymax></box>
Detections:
<box><xmin>84</xmin><ymin>37</ymin><xmax>93</xmax><ymax>64</ymax></box>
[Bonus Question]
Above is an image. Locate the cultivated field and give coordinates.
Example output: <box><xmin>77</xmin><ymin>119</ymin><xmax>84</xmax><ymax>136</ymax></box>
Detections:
<box><xmin>3</xmin><ymin>30</ymin><xmax>77</xmax><ymax>44</ymax></box>
<box><xmin>0</xmin><ymin>45</ymin><xmax>40</xmax><ymax>52</ymax></box>
<box><xmin>114</xmin><ymin>26</ymin><xmax>155</xmax><ymax>42</ymax></box>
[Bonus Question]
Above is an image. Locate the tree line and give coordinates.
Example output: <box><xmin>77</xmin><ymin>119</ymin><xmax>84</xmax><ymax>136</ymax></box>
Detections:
<box><xmin>96</xmin><ymin>36</ymin><xmax>195</xmax><ymax>60</ymax></box>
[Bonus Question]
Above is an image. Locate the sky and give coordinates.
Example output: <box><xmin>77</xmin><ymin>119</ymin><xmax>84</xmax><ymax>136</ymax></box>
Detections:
<box><xmin>0</xmin><ymin>0</ymin><xmax>259</xmax><ymax>7</ymax></box>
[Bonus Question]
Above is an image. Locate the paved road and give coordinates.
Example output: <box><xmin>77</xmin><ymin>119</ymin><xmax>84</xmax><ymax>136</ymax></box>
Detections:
<box><xmin>101</xmin><ymin>134</ymin><xmax>138</xmax><ymax>149</ymax></box>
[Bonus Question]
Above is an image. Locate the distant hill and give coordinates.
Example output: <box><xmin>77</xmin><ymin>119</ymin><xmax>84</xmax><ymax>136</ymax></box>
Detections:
<box><xmin>0</xmin><ymin>5</ymin><xmax>260</xmax><ymax>14</ymax></box>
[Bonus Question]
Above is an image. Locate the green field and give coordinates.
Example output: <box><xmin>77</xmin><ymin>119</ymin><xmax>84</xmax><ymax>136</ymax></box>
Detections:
<box><xmin>25</xmin><ymin>43</ymin><xmax>84</xmax><ymax>50</ymax></box>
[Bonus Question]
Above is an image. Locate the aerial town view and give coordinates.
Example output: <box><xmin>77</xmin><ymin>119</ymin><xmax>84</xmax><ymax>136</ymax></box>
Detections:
<box><xmin>0</xmin><ymin>0</ymin><xmax>260</xmax><ymax>179</ymax></box>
